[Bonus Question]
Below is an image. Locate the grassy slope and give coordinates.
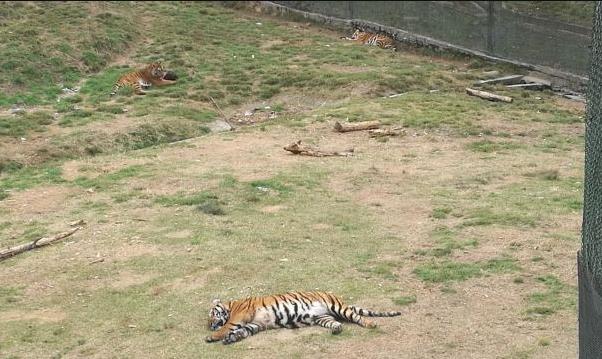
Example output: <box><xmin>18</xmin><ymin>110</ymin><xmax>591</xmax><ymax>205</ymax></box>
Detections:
<box><xmin>504</xmin><ymin>1</ymin><xmax>596</xmax><ymax>27</ymax></box>
<box><xmin>0</xmin><ymin>2</ymin><xmax>584</xmax><ymax>358</ymax></box>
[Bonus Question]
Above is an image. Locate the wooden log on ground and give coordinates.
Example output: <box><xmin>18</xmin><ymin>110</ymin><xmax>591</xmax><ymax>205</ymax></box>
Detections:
<box><xmin>283</xmin><ymin>141</ymin><xmax>354</xmax><ymax>157</ymax></box>
<box><xmin>466</xmin><ymin>88</ymin><xmax>513</xmax><ymax>103</ymax></box>
<box><xmin>0</xmin><ymin>226</ymin><xmax>81</xmax><ymax>261</ymax></box>
<box><xmin>368</xmin><ymin>127</ymin><xmax>407</xmax><ymax>138</ymax></box>
<box><xmin>334</xmin><ymin>120</ymin><xmax>380</xmax><ymax>133</ymax></box>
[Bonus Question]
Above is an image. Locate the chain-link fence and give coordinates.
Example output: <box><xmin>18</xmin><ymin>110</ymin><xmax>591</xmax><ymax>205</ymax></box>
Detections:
<box><xmin>273</xmin><ymin>1</ymin><xmax>593</xmax><ymax>79</ymax></box>
<box><xmin>580</xmin><ymin>1</ymin><xmax>602</xmax><ymax>357</ymax></box>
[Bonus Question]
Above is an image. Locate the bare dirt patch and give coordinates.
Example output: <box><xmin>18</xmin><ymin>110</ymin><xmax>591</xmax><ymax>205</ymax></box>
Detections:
<box><xmin>155</xmin><ymin>268</ymin><xmax>223</xmax><ymax>295</ymax></box>
<box><xmin>111</xmin><ymin>241</ymin><xmax>162</xmax><ymax>262</ymax></box>
<box><xmin>1</xmin><ymin>185</ymin><xmax>77</xmax><ymax>218</ymax></box>
<box><xmin>165</xmin><ymin>229</ymin><xmax>193</xmax><ymax>239</ymax></box>
<box><xmin>260</xmin><ymin>205</ymin><xmax>287</xmax><ymax>213</ymax></box>
<box><xmin>1</xmin><ymin>308</ymin><xmax>67</xmax><ymax>323</ymax></box>
<box><xmin>260</xmin><ymin>39</ymin><xmax>287</xmax><ymax>49</ymax></box>
<box><xmin>110</xmin><ymin>270</ymin><xmax>157</xmax><ymax>289</ymax></box>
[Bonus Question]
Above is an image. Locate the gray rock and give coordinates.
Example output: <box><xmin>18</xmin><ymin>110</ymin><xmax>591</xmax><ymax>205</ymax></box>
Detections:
<box><xmin>521</xmin><ymin>76</ymin><xmax>551</xmax><ymax>87</ymax></box>
<box><xmin>9</xmin><ymin>106</ymin><xmax>24</xmax><ymax>114</ymax></box>
<box><xmin>207</xmin><ymin>120</ymin><xmax>233</xmax><ymax>133</ymax></box>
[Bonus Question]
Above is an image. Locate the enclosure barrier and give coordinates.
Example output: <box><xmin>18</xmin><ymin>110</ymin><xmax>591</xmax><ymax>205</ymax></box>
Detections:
<box><xmin>580</xmin><ymin>2</ymin><xmax>602</xmax><ymax>358</ymax></box>
<box><xmin>247</xmin><ymin>1</ymin><xmax>593</xmax><ymax>91</ymax></box>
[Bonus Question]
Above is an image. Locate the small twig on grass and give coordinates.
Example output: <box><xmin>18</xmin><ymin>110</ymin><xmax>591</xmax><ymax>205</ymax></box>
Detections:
<box><xmin>283</xmin><ymin>140</ymin><xmax>354</xmax><ymax>157</ymax></box>
<box><xmin>208</xmin><ymin>96</ymin><xmax>235</xmax><ymax>129</ymax></box>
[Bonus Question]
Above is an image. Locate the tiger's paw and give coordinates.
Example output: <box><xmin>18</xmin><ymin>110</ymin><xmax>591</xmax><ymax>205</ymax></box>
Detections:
<box><xmin>205</xmin><ymin>336</ymin><xmax>216</xmax><ymax>343</ymax></box>
<box><xmin>331</xmin><ymin>324</ymin><xmax>343</xmax><ymax>335</ymax></box>
<box><xmin>223</xmin><ymin>328</ymin><xmax>248</xmax><ymax>344</ymax></box>
<box><xmin>222</xmin><ymin>333</ymin><xmax>239</xmax><ymax>345</ymax></box>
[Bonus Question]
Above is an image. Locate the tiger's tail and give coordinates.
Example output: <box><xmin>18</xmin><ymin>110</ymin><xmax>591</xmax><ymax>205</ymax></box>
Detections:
<box><xmin>350</xmin><ymin>306</ymin><xmax>402</xmax><ymax>317</ymax></box>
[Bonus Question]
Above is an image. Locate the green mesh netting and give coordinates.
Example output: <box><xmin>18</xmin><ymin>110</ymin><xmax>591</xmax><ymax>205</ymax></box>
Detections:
<box><xmin>582</xmin><ymin>1</ymin><xmax>602</xmax><ymax>289</ymax></box>
<box><xmin>274</xmin><ymin>1</ymin><xmax>592</xmax><ymax>76</ymax></box>
<box><xmin>579</xmin><ymin>2</ymin><xmax>600</xmax><ymax>358</ymax></box>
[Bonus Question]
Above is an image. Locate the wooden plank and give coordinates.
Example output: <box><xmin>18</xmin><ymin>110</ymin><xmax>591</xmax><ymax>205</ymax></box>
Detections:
<box><xmin>474</xmin><ymin>75</ymin><xmax>524</xmax><ymax>86</ymax></box>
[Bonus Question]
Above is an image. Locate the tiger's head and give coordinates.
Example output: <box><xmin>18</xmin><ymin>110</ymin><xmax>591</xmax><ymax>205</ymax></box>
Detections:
<box><xmin>146</xmin><ymin>61</ymin><xmax>167</xmax><ymax>79</ymax></box>
<box><xmin>207</xmin><ymin>299</ymin><xmax>230</xmax><ymax>331</ymax></box>
<box><xmin>350</xmin><ymin>29</ymin><xmax>364</xmax><ymax>40</ymax></box>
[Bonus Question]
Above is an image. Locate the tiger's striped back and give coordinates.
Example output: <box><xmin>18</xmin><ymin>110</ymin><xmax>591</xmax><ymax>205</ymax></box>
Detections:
<box><xmin>206</xmin><ymin>291</ymin><xmax>402</xmax><ymax>344</ymax></box>
<box><xmin>343</xmin><ymin>29</ymin><xmax>396</xmax><ymax>50</ymax></box>
<box><xmin>110</xmin><ymin>62</ymin><xmax>167</xmax><ymax>96</ymax></box>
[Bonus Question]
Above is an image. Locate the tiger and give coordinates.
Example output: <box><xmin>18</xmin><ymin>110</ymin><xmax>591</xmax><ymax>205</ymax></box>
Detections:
<box><xmin>341</xmin><ymin>29</ymin><xmax>396</xmax><ymax>50</ymax></box>
<box><xmin>110</xmin><ymin>61</ymin><xmax>176</xmax><ymax>96</ymax></box>
<box><xmin>205</xmin><ymin>291</ymin><xmax>402</xmax><ymax>345</ymax></box>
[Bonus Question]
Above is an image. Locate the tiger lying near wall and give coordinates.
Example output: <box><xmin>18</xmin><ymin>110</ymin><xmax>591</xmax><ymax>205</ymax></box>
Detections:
<box><xmin>110</xmin><ymin>61</ymin><xmax>176</xmax><ymax>95</ymax></box>
<box><xmin>206</xmin><ymin>291</ymin><xmax>402</xmax><ymax>344</ymax></box>
<box><xmin>341</xmin><ymin>29</ymin><xmax>396</xmax><ymax>50</ymax></box>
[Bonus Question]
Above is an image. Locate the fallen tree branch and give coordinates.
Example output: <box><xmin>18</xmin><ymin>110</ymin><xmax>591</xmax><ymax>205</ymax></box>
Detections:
<box><xmin>368</xmin><ymin>127</ymin><xmax>407</xmax><ymax>138</ymax></box>
<box><xmin>334</xmin><ymin>120</ymin><xmax>381</xmax><ymax>133</ymax></box>
<box><xmin>208</xmin><ymin>96</ymin><xmax>226</xmax><ymax>117</ymax></box>
<box><xmin>0</xmin><ymin>226</ymin><xmax>81</xmax><ymax>261</ymax></box>
<box><xmin>283</xmin><ymin>141</ymin><xmax>354</xmax><ymax>157</ymax></box>
<box><xmin>89</xmin><ymin>257</ymin><xmax>105</xmax><ymax>265</ymax></box>
<box><xmin>208</xmin><ymin>96</ymin><xmax>235</xmax><ymax>129</ymax></box>
<box><xmin>466</xmin><ymin>88</ymin><xmax>513</xmax><ymax>103</ymax></box>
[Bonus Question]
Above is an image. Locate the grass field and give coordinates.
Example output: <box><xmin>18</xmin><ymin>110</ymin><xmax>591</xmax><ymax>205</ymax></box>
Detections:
<box><xmin>0</xmin><ymin>2</ymin><xmax>584</xmax><ymax>358</ymax></box>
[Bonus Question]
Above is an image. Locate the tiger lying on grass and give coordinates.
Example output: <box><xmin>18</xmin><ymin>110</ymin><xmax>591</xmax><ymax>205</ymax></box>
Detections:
<box><xmin>110</xmin><ymin>61</ymin><xmax>176</xmax><ymax>95</ymax></box>
<box><xmin>206</xmin><ymin>291</ymin><xmax>402</xmax><ymax>344</ymax></box>
<box><xmin>341</xmin><ymin>29</ymin><xmax>396</xmax><ymax>50</ymax></box>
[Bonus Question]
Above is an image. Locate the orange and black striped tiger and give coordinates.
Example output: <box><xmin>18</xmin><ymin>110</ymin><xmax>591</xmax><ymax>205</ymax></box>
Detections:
<box><xmin>205</xmin><ymin>291</ymin><xmax>402</xmax><ymax>344</ymax></box>
<box><xmin>342</xmin><ymin>29</ymin><xmax>396</xmax><ymax>50</ymax></box>
<box><xmin>110</xmin><ymin>61</ymin><xmax>175</xmax><ymax>95</ymax></box>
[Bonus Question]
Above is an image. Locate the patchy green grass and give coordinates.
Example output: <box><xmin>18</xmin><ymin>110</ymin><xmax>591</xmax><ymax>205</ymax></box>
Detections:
<box><xmin>23</xmin><ymin>120</ymin><xmax>212</xmax><ymax>165</ymax></box>
<box><xmin>462</xmin><ymin>208</ymin><xmax>537</xmax><ymax>227</ymax></box>
<box><xmin>197</xmin><ymin>200</ymin><xmax>226</xmax><ymax>216</ymax></box>
<box><xmin>431</xmin><ymin>207</ymin><xmax>452</xmax><ymax>219</ymax></box>
<box><xmin>0</xmin><ymin>165</ymin><xmax>65</xmax><ymax>193</ymax></box>
<box><xmin>73</xmin><ymin>165</ymin><xmax>148</xmax><ymax>190</ymax></box>
<box><xmin>0</xmin><ymin>2</ymin><xmax>138</xmax><ymax>106</ymax></box>
<box><xmin>435</xmin><ymin>174</ymin><xmax>583</xmax><ymax>230</ymax></box>
<box><xmin>414</xmin><ymin>257</ymin><xmax>520</xmax><ymax>283</ymax></box>
<box><xmin>0</xmin><ymin>111</ymin><xmax>55</xmax><ymax>137</ymax></box>
<box><xmin>161</xmin><ymin>105</ymin><xmax>217</xmax><ymax>123</ymax></box>
<box><xmin>0</xmin><ymin>286</ymin><xmax>23</xmax><ymax>305</ymax></box>
<box><xmin>429</xmin><ymin>226</ymin><xmax>478</xmax><ymax>257</ymax></box>
<box><xmin>393</xmin><ymin>295</ymin><xmax>417</xmax><ymax>306</ymax></box>
<box><xmin>526</xmin><ymin>275</ymin><xmax>576</xmax><ymax>317</ymax></box>
<box><xmin>357</xmin><ymin>260</ymin><xmax>400</xmax><ymax>281</ymax></box>
<box><xmin>467</xmin><ymin>140</ymin><xmax>524</xmax><ymax>153</ymax></box>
